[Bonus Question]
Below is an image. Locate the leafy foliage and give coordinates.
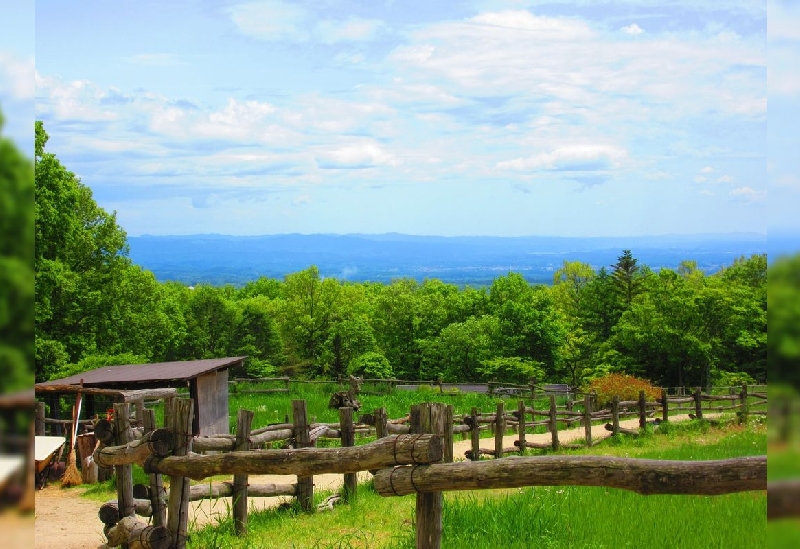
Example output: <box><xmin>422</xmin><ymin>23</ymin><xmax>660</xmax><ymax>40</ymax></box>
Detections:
<box><xmin>587</xmin><ymin>373</ymin><xmax>661</xmax><ymax>408</ymax></box>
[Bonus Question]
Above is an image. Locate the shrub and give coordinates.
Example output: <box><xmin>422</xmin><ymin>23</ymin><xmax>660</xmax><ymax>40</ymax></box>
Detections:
<box><xmin>586</xmin><ymin>373</ymin><xmax>660</xmax><ymax>409</ymax></box>
<box><xmin>348</xmin><ymin>351</ymin><xmax>393</xmax><ymax>379</ymax></box>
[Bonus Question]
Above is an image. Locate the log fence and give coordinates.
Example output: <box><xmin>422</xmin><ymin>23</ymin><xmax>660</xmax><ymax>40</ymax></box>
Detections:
<box><xmin>79</xmin><ymin>384</ymin><xmax>768</xmax><ymax>547</ymax></box>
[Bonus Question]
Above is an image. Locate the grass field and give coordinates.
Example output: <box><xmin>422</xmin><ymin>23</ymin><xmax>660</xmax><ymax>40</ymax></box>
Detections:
<box><xmin>181</xmin><ymin>416</ymin><xmax>766</xmax><ymax>549</ymax></box>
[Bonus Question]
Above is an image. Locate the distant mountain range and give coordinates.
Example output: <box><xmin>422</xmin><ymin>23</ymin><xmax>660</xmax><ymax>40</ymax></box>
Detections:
<box><xmin>126</xmin><ymin>232</ymin><xmax>775</xmax><ymax>287</ymax></box>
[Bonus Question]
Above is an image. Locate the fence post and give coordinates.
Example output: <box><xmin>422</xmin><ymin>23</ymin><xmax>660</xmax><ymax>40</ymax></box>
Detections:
<box><xmin>694</xmin><ymin>387</ymin><xmax>703</xmax><ymax>420</ymax></box>
<box><xmin>583</xmin><ymin>394</ymin><xmax>592</xmax><ymax>447</ymax></box>
<box><xmin>494</xmin><ymin>402</ymin><xmax>505</xmax><ymax>459</ymax></box>
<box><xmin>292</xmin><ymin>400</ymin><xmax>313</xmax><ymax>512</ymax></box>
<box><xmin>518</xmin><ymin>400</ymin><xmax>527</xmax><ymax>455</ymax></box>
<box><xmin>35</xmin><ymin>401</ymin><xmax>45</xmax><ymax>436</ymax></box>
<box><xmin>412</xmin><ymin>403</ymin><xmax>445</xmax><ymax>549</ymax></box>
<box><xmin>611</xmin><ymin>395</ymin><xmax>620</xmax><ymax>435</ymax></box>
<box><xmin>166</xmin><ymin>398</ymin><xmax>194</xmax><ymax>549</ymax></box>
<box><xmin>233</xmin><ymin>409</ymin><xmax>254</xmax><ymax>535</ymax></box>
<box><xmin>661</xmin><ymin>388</ymin><xmax>669</xmax><ymax>423</ymax></box>
<box><xmin>638</xmin><ymin>390</ymin><xmax>647</xmax><ymax>429</ymax></box>
<box><xmin>739</xmin><ymin>384</ymin><xmax>749</xmax><ymax>424</ymax></box>
<box><xmin>469</xmin><ymin>407</ymin><xmax>480</xmax><ymax>461</ymax></box>
<box><xmin>529</xmin><ymin>378</ymin><xmax>537</xmax><ymax>401</ymax></box>
<box><xmin>339</xmin><ymin>407</ymin><xmax>357</xmax><ymax>501</ymax></box>
<box><xmin>549</xmin><ymin>395</ymin><xmax>560</xmax><ymax>451</ymax></box>
<box><xmin>113</xmin><ymin>402</ymin><xmax>134</xmax><ymax>549</ymax></box>
<box><xmin>374</xmin><ymin>407</ymin><xmax>388</xmax><ymax>439</ymax></box>
<box><xmin>142</xmin><ymin>409</ymin><xmax>166</xmax><ymax>528</ymax></box>
<box><xmin>443</xmin><ymin>405</ymin><xmax>454</xmax><ymax>464</ymax></box>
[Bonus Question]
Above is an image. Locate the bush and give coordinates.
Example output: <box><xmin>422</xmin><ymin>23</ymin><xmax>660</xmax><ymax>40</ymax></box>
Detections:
<box><xmin>348</xmin><ymin>351</ymin><xmax>393</xmax><ymax>379</ymax></box>
<box><xmin>586</xmin><ymin>373</ymin><xmax>660</xmax><ymax>409</ymax></box>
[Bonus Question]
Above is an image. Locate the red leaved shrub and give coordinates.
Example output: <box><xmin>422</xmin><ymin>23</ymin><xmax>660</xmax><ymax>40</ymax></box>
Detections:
<box><xmin>587</xmin><ymin>373</ymin><xmax>660</xmax><ymax>409</ymax></box>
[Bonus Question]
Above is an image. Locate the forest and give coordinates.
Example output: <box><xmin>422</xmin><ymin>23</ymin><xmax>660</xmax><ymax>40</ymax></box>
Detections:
<box><xmin>32</xmin><ymin>120</ymin><xmax>768</xmax><ymax>391</ymax></box>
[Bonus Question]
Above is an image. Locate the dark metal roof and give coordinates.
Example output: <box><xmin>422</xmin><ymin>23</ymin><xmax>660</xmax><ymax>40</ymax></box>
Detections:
<box><xmin>35</xmin><ymin>357</ymin><xmax>246</xmax><ymax>389</ymax></box>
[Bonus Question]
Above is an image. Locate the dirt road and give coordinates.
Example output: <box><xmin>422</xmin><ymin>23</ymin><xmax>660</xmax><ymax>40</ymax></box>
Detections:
<box><xmin>35</xmin><ymin>415</ymin><xmax>684</xmax><ymax>549</ymax></box>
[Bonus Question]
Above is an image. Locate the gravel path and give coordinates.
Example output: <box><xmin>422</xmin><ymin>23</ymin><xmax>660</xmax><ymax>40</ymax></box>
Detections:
<box><xmin>35</xmin><ymin>415</ymin><xmax>693</xmax><ymax>549</ymax></box>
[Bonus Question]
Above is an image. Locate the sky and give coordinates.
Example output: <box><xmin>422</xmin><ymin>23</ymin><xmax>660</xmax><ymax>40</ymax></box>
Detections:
<box><xmin>16</xmin><ymin>1</ymin><xmax>796</xmax><ymax>237</ymax></box>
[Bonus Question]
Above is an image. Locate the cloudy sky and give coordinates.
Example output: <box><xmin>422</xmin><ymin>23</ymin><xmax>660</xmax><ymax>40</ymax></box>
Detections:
<box><xmin>24</xmin><ymin>1</ymin><xmax>794</xmax><ymax>237</ymax></box>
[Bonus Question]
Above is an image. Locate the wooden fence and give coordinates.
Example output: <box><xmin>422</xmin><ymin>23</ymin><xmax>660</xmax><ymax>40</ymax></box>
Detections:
<box><xmin>90</xmin><ymin>389</ymin><xmax>769</xmax><ymax>549</ymax></box>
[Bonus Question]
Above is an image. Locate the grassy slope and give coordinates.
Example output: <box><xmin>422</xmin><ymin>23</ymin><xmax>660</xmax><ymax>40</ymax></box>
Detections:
<box><xmin>184</xmin><ymin>417</ymin><xmax>767</xmax><ymax>549</ymax></box>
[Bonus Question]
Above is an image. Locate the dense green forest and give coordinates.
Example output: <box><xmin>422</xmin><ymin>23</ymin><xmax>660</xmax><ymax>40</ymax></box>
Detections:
<box><xmin>33</xmin><ymin>121</ymin><xmax>769</xmax><ymax>390</ymax></box>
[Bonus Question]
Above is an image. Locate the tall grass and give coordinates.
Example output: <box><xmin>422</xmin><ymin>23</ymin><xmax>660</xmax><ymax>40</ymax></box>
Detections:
<box><xmin>183</xmin><ymin>419</ymin><xmax>765</xmax><ymax>549</ymax></box>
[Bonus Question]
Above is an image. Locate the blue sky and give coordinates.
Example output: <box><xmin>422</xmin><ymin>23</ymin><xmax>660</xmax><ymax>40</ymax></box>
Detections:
<box><xmin>18</xmin><ymin>1</ymin><xmax>795</xmax><ymax>236</ymax></box>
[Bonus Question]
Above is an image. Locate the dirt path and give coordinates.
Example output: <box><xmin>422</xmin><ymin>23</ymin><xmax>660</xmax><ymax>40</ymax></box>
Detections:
<box><xmin>35</xmin><ymin>415</ymin><xmax>692</xmax><ymax>549</ymax></box>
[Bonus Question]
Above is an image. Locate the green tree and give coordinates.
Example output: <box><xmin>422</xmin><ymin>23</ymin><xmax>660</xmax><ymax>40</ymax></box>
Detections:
<box><xmin>611</xmin><ymin>249</ymin><xmax>642</xmax><ymax>308</ymax></box>
<box><xmin>35</xmin><ymin>121</ymin><xmax>131</xmax><ymax>380</ymax></box>
<box><xmin>231</xmin><ymin>296</ymin><xmax>285</xmax><ymax>373</ymax></box>
<box><xmin>0</xmin><ymin>110</ymin><xmax>35</xmax><ymax>391</ymax></box>
<box><xmin>766</xmin><ymin>254</ymin><xmax>800</xmax><ymax>390</ymax></box>
<box><xmin>420</xmin><ymin>315</ymin><xmax>500</xmax><ymax>381</ymax></box>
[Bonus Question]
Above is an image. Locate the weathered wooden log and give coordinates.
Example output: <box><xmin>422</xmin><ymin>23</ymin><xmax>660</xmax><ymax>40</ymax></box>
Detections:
<box><xmin>99</xmin><ymin>499</ymin><xmax>154</xmax><ymax>526</ymax></box>
<box><xmin>233</xmin><ymin>409</ymin><xmax>254</xmax><ymax>536</ymax></box>
<box><xmin>166</xmin><ymin>398</ymin><xmax>193</xmax><ymax>549</ymax></box>
<box><xmin>94</xmin><ymin>429</ymin><xmax>175</xmax><ymax>468</ymax></box>
<box><xmin>144</xmin><ymin>433</ymin><xmax>441</xmax><ymax>480</ymax></box>
<box><xmin>190</xmin><ymin>481</ymin><xmax>297</xmax><ymax>500</ymax></box>
<box><xmin>768</xmin><ymin>479</ymin><xmax>800</xmax><ymax>519</ymax></box>
<box><xmin>250</xmin><ymin>423</ymin><xmax>293</xmax><ymax>436</ymax></box>
<box><xmin>374</xmin><ymin>455</ymin><xmax>766</xmax><ymax>497</ymax></box>
<box><xmin>104</xmin><ymin>515</ymin><xmax>170</xmax><ymax>549</ymax></box>
<box><xmin>95</xmin><ymin>418</ymin><xmax>145</xmax><ymax>445</ymax></box>
<box><xmin>387</xmin><ymin>423</ymin><xmax>410</xmax><ymax>435</ymax></box>
<box><xmin>605</xmin><ymin>423</ymin><xmax>639</xmax><ymax>436</ymax></box>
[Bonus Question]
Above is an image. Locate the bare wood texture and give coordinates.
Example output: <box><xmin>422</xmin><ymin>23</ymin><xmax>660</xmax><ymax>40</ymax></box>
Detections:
<box><xmin>196</xmin><ymin>369</ymin><xmax>229</xmax><ymax>436</ymax></box>
<box><xmin>166</xmin><ymin>398</ymin><xmax>194</xmax><ymax>549</ymax></box>
<box><xmin>189</xmin><ymin>481</ymin><xmax>297</xmax><ymax>500</ymax></box>
<box><xmin>104</xmin><ymin>515</ymin><xmax>171</xmax><ymax>549</ymax></box>
<box><xmin>549</xmin><ymin>395</ymin><xmax>559</xmax><ymax>451</ymax></box>
<box><xmin>95</xmin><ymin>429</ymin><xmax>175</xmax><ymax>468</ymax></box>
<box><xmin>141</xmin><ymin>410</ymin><xmax>166</xmax><ymax>528</ymax></box>
<box><xmin>113</xmin><ymin>402</ymin><xmax>135</xmax><ymax>547</ymax></box>
<box><xmin>583</xmin><ymin>394</ymin><xmax>592</xmax><ymax>447</ymax></box>
<box><xmin>293</xmin><ymin>399</ymin><xmax>314</xmax><ymax>512</ymax></box>
<box><xmin>768</xmin><ymin>479</ymin><xmax>800</xmax><ymax>519</ymax></box>
<box><xmin>100</xmin><ymin>499</ymin><xmax>154</xmax><ymax>525</ymax></box>
<box><xmin>35</xmin><ymin>401</ymin><xmax>45</xmax><ymax>435</ymax></box>
<box><xmin>494</xmin><ymin>402</ymin><xmax>505</xmax><ymax>459</ymax></box>
<box><xmin>339</xmin><ymin>407</ymin><xmax>357</xmax><ymax>501</ymax></box>
<box><xmin>611</xmin><ymin>396</ymin><xmax>620</xmax><ymax>435</ymax></box>
<box><xmin>415</xmin><ymin>403</ymin><xmax>445</xmax><ymax>549</ymax></box>
<box><xmin>638</xmin><ymin>390</ymin><xmax>647</xmax><ymax>429</ymax></box>
<box><xmin>374</xmin><ymin>455</ymin><xmax>766</xmax><ymax>497</ymax></box>
<box><xmin>469</xmin><ymin>407</ymin><xmax>480</xmax><ymax>462</ymax></box>
<box><xmin>661</xmin><ymin>389</ymin><xmax>669</xmax><ymax>423</ymax></box>
<box><xmin>694</xmin><ymin>387</ymin><xmax>703</xmax><ymax>419</ymax></box>
<box><xmin>605</xmin><ymin>423</ymin><xmax>639</xmax><ymax>436</ymax></box>
<box><xmin>375</xmin><ymin>408</ymin><xmax>388</xmax><ymax>439</ymax></box>
<box><xmin>234</xmin><ymin>409</ymin><xmax>254</xmax><ymax>535</ymax></box>
<box><xmin>517</xmin><ymin>400</ymin><xmax>526</xmax><ymax>455</ymax></box>
<box><xmin>144</xmin><ymin>433</ymin><xmax>442</xmax><ymax>480</ymax></box>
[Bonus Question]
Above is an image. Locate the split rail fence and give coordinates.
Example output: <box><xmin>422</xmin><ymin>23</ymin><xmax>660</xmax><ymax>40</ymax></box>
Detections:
<box><xmin>90</xmin><ymin>388</ymin><xmax>768</xmax><ymax>549</ymax></box>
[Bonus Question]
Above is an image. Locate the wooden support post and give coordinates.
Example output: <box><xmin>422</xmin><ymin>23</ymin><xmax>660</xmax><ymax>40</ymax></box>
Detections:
<box><xmin>661</xmin><ymin>388</ymin><xmax>669</xmax><ymax>423</ymax></box>
<box><xmin>583</xmin><ymin>394</ymin><xmax>592</xmax><ymax>447</ymax></box>
<box><xmin>166</xmin><ymin>398</ymin><xmax>193</xmax><ymax>549</ymax></box>
<box><xmin>549</xmin><ymin>395</ymin><xmax>559</xmax><ymax>451</ymax></box>
<box><xmin>233</xmin><ymin>409</ymin><xmax>254</xmax><ymax>536</ymax></box>
<box><xmin>469</xmin><ymin>407</ymin><xmax>480</xmax><ymax>461</ymax></box>
<box><xmin>530</xmin><ymin>378</ymin><xmax>537</xmax><ymax>401</ymax></box>
<box><xmin>413</xmin><ymin>403</ymin><xmax>445</xmax><ymax>549</ymax></box>
<box><xmin>141</xmin><ymin>410</ymin><xmax>166</xmax><ymax>528</ymax></box>
<box><xmin>133</xmin><ymin>398</ymin><xmax>145</xmax><ymax>428</ymax></box>
<box><xmin>739</xmin><ymin>384</ymin><xmax>749</xmax><ymax>424</ymax></box>
<box><xmin>339</xmin><ymin>407</ymin><xmax>357</xmax><ymax>502</ymax></box>
<box><xmin>35</xmin><ymin>401</ymin><xmax>45</xmax><ymax>436</ymax></box>
<box><xmin>694</xmin><ymin>387</ymin><xmax>703</xmax><ymax>420</ymax></box>
<box><xmin>443</xmin><ymin>405</ymin><xmax>454</xmax><ymax>464</ymax></box>
<box><xmin>293</xmin><ymin>400</ymin><xmax>313</xmax><ymax>512</ymax></box>
<box><xmin>113</xmin><ymin>403</ymin><xmax>135</xmax><ymax>545</ymax></box>
<box><xmin>494</xmin><ymin>402</ymin><xmax>505</xmax><ymax>459</ymax></box>
<box><xmin>374</xmin><ymin>407</ymin><xmax>388</xmax><ymax>440</ymax></box>
<box><xmin>517</xmin><ymin>400</ymin><xmax>526</xmax><ymax>455</ymax></box>
<box><xmin>638</xmin><ymin>390</ymin><xmax>647</xmax><ymax>429</ymax></box>
<box><xmin>611</xmin><ymin>395</ymin><xmax>620</xmax><ymax>436</ymax></box>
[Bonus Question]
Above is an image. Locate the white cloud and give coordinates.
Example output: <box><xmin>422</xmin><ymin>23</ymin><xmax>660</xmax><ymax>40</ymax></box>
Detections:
<box><xmin>227</xmin><ymin>1</ymin><xmax>308</xmax><ymax>41</ymax></box>
<box><xmin>729</xmin><ymin>186</ymin><xmax>766</xmax><ymax>202</ymax></box>
<box><xmin>123</xmin><ymin>53</ymin><xmax>182</xmax><ymax>66</ymax></box>
<box><xmin>497</xmin><ymin>145</ymin><xmax>627</xmax><ymax>172</ymax></box>
<box><xmin>315</xmin><ymin>18</ymin><xmax>384</xmax><ymax>43</ymax></box>
<box><xmin>716</xmin><ymin>175</ymin><xmax>734</xmax><ymax>183</ymax></box>
<box><xmin>700</xmin><ymin>166</ymin><xmax>714</xmax><ymax>173</ymax></box>
<box><xmin>0</xmin><ymin>52</ymin><xmax>34</xmax><ymax>100</ymax></box>
<box><xmin>315</xmin><ymin>141</ymin><xmax>400</xmax><ymax>169</ymax></box>
<box><xmin>621</xmin><ymin>24</ymin><xmax>644</xmax><ymax>35</ymax></box>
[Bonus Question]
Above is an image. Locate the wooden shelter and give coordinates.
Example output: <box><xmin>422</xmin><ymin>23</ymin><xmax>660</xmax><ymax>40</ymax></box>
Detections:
<box><xmin>35</xmin><ymin>357</ymin><xmax>246</xmax><ymax>436</ymax></box>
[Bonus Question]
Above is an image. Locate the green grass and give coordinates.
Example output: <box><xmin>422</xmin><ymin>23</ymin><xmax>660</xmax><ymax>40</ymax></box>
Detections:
<box><xmin>180</xmin><ymin>418</ymin><xmax>766</xmax><ymax>549</ymax></box>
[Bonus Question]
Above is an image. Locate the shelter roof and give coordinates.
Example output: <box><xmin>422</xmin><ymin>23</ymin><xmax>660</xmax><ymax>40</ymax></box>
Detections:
<box><xmin>35</xmin><ymin>357</ymin><xmax>246</xmax><ymax>390</ymax></box>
